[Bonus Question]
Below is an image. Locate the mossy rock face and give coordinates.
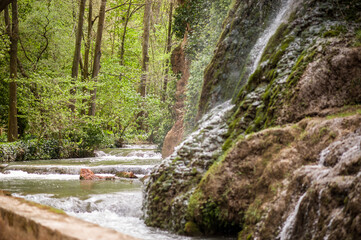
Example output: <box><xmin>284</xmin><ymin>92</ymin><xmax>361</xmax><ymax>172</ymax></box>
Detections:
<box><xmin>225</xmin><ymin>0</ymin><xmax>361</xmax><ymax>149</ymax></box>
<box><xmin>189</xmin><ymin>113</ymin><xmax>361</xmax><ymax>239</ymax></box>
<box><xmin>143</xmin><ymin>102</ymin><xmax>233</xmax><ymax>233</ymax></box>
<box><xmin>145</xmin><ymin>0</ymin><xmax>361</xmax><ymax>237</ymax></box>
<box><xmin>197</xmin><ymin>0</ymin><xmax>283</xmax><ymax>117</ymax></box>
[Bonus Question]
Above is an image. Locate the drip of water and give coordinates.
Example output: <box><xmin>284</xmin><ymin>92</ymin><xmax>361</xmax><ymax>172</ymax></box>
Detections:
<box><xmin>278</xmin><ymin>192</ymin><xmax>307</xmax><ymax>240</ymax></box>
<box><xmin>249</xmin><ymin>0</ymin><xmax>295</xmax><ymax>74</ymax></box>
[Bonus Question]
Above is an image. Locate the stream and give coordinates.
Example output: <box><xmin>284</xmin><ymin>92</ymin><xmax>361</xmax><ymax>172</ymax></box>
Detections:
<box><xmin>0</xmin><ymin>145</ymin><xmax>233</xmax><ymax>240</ymax></box>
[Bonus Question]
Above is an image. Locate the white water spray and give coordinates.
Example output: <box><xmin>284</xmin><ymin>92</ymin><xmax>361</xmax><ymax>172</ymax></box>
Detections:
<box><xmin>249</xmin><ymin>0</ymin><xmax>295</xmax><ymax>74</ymax></box>
<box><xmin>278</xmin><ymin>192</ymin><xmax>306</xmax><ymax>240</ymax></box>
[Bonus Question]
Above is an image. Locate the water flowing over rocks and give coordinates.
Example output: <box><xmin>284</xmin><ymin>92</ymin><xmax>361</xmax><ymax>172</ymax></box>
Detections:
<box><xmin>1</xmin><ymin>145</ymin><xmax>202</xmax><ymax>240</ymax></box>
<box><xmin>189</xmin><ymin>114</ymin><xmax>361</xmax><ymax>239</ymax></box>
<box><xmin>143</xmin><ymin>100</ymin><xmax>234</xmax><ymax>232</ymax></box>
<box><xmin>144</xmin><ymin>0</ymin><xmax>361</xmax><ymax>238</ymax></box>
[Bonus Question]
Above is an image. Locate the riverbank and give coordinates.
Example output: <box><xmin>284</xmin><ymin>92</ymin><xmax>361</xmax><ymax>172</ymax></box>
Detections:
<box><xmin>0</xmin><ymin>191</ymin><xmax>139</xmax><ymax>240</ymax></box>
<box><xmin>0</xmin><ymin>139</ymin><xmax>94</xmax><ymax>162</ymax></box>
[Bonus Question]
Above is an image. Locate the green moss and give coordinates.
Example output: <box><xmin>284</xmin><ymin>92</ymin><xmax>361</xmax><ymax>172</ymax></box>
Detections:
<box><xmin>354</xmin><ymin>30</ymin><xmax>361</xmax><ymax>46</ymax></box>
<box><xmin>244</xmin><ymin>199</ymin><xmax>262</xmax><ymax>225</ymax></box>
<box><xmin>287</xmin><ymin>48</ymin><xmax>317</xmax><ymax>87</ymax></box>
<box><xmin>326</xmin><ymin>106</ymin><xmax>361</xmax><ymax>119</ymax></box>
<box><xmin>322</xmin><ymin>25</ymin><xmax>347</xmax><ymax>38</ymax></box>
<box><xmin>261</xmin><ymin>23</ymin><xmax>290</xmax><ymax>63</ymax></box>
<box><xmin>184</xmin><ymin>221</ymin><xmax>202</xmax><ymax>236</ymax></box>
<box><xmin>153</xmin><ymin>196</ymin><xmax>160</xmax><ymax>202</ymax></box>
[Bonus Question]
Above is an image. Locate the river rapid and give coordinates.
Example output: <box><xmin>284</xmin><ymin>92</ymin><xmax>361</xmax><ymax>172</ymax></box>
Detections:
<box><xmin>0</xmin><ymin>145</ymin><xmax>233</xmax><ymax>240</ymax></box>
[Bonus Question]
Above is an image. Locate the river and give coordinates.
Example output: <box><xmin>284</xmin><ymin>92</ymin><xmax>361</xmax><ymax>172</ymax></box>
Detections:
<box><xmin>0</xmin><ymin>145</ymin><xmax>234</xmax><ymax>240</ymax></box>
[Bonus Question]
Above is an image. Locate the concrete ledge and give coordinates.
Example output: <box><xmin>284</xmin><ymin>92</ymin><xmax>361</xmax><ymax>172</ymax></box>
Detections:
<box><xmin>0</xmin><ymin>193</ymin><xmax>139</xmax><ymax>240</ymax></box>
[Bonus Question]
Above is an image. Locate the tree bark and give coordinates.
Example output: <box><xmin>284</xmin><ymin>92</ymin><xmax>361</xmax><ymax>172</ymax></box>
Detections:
<box><xmin>70</xmin><ymin>0</ymin><xmax>87</xmax><ymax>111</ymax></box>
<box><xmin>119</xmin><ymin>0</ymin><xmax>132</xmax><ymax>66</ymax></box>
<box><xmin>81</xmin><ymin>0</ymin><xmax>92</xmax><ymax>115</ymax></box>
<box><xmin>139</xmin><ymin>0</ymin><xmax>151</xmax><ymax>97</ymax></box>
<box><xmin>88</xmin><ymin>0</ymin><xmax>107</xmax><ymax>116</ymax></box>
<box><xmin>8</xmin><ymin>0</ymin><xmax>19</xmax><ymax>142</ymax></box>
<box><xmin>162</xmin><ymin>0</ymin><xmax>173</xmax><ymax>102</ymax></box>
<box><xmin>72</xmin><ymin>0</ymin><xmax>86</xmax><ymax>80</ymax></box>
<box><xmin>83</xmin><ymin>0</ymin><xmax>92</xmax><ymax>80</ymax></box>
<box><xmin>0</xmin><ymin>0</ymin><xmax>14</xmax><ymax>13</ymax></box>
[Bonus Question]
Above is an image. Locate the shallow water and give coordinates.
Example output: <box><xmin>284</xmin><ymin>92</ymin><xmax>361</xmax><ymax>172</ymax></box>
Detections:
<box><xmin>0</xmin><ymin>145</ymin><xmax>234</xmax><ymax>240</ymax></box>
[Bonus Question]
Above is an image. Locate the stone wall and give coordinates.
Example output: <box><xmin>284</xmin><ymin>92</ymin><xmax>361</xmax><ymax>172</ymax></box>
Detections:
<box><xmin>0</xmin><ymin>192</ymin><xmax>138</xmax><ymax>240</ymax></box>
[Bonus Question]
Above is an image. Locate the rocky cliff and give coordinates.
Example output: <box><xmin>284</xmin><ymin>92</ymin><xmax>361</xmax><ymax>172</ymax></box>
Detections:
<box><xmin>161</xmin><ymin>36</ymin><xmax>190</xmax><ymax>159</ymax></box>
<box><xmin>144</xmin><ymin>0</ymin><xmax>361</xmax><ymax>239</ymax></box>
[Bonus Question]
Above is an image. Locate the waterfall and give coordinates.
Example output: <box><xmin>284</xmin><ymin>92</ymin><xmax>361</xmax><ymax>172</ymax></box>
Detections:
<box><xmin>278</xmin><ymin>192</ymin><xmax>307</xmax><ymax>240</ymax></box>
<box><xmin>249</xmin><ymin>0</ymin><xmax>295</xmax><ymax>74</ymax></box>
<box><xmin>143</xmin><ymin>100</ymin><xmax>234</xmax><ymax>230</ymax></box>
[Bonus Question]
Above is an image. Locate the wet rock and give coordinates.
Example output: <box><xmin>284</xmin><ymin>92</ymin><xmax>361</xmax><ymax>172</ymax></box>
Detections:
<box><xmin>79</xmin><ymin>168</ymin><xmax>115</xmax><ymax>180</ymax></box>
<box><xmin>0</xmin><ymin>164</ymin><xmax>8</xmax><ymax>173</ymax></box>
<box><xmin>94</xmin><ymin>151</ymin><xmax>108</xmax><ymax>157</ymax></box>
<box><xmin>139</xmin><ymin>175</ymin><xmax>149</xmax><ymax>183</ymax></box>
<box><xmin>115</xmin><ymin>171</ymin><xmax>138</xmax><ymax>179</ymax></box>
<box><xmin>143</xmin><ymin>101</ymin><xmax>234</xmax><ymax>233</ymax></box>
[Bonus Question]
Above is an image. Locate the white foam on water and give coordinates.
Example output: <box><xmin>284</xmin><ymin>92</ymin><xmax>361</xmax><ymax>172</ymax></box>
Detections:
<box><xmin>0</xmin><ymin>170</ymin><xmax>79</xmax><ymax>180</ymax></box>
<box><xmin>250</xmin><ymin>0</ymin><xmax>296</xmax><ymax>74</ymax></box>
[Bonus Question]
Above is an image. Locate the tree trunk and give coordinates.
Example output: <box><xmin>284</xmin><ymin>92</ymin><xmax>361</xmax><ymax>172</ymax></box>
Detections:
<box><xmin>88</xmin><ymin>0</ymin><xmax>107</xmax><ymax>116</ymax></box>
<box><xmin>81</xmin><ymin>0</ymin><xmax>92</xmax><ymax>115</ymax></box>
<box><xmin>83</xmin><ymin>0</ymin><xmax>92</xmax><ymax>80</ymax></box>
<box><xmin>119</xmin><ymin>0</ymin><xmax>132</xmax><ymax>66</ymax></box>
<box><xmin>139</xmin><ymin>0</ymin><xmax>151</xmax><ymax>97</ymax></box>
<box><xmin>70</xmin><ymin>0</ymin><xmax>86</xmax><ymax>111</ymax></box>
<box><xmin>162</xmin><ymin>0</ymin><xmax>173</xmax><ymax>102</ymax></box>
<box><xmin>0</xmin><ymin>0</ymin><xmax>14</xmax><ymax>13</ymax></box>
<box><xmin>8</xmin><ymin>0</ymin><xmax>19</xmax><ymax>142</ymax></box>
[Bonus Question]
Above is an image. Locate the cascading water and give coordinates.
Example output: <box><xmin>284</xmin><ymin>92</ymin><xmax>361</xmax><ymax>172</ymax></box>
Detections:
<box><xmin>278</xmin><ymin>192</ymin><xmax>306</xmax><ymax>240</ymax></box>
<box><xmin>249</xmin><ymin>0</ymin><xmax>296</xmax><ymax>74</ymax></box>
<box><xmin>0</xmin><ymin>145</ymin><xmax>226</xmax><ymax>240</ymax></box>
<box><xmin>276</xmin><ymin>129</ymin><xmax>361</xmax><ymax>240</ymax></box>
<box><xmin>143</xmin><ymin>0</ymin><xmax>303</xmax><ymax>233</ymax></box>
<box><xmin>233</xmin><ymin>0</ymin><xmax>298</xmax><ymax>92</ymax></box>
<box><xmin>143</xmin><ymin>100</ymin><xmax>235</xmax><ymax>231</ymax></box>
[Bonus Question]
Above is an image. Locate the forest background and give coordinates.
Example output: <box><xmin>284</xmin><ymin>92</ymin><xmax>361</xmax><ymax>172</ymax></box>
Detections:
<box><xmin>0</xmin><ymin>0</ymin><xmax>229</xmax><ymax>160</ymax></box>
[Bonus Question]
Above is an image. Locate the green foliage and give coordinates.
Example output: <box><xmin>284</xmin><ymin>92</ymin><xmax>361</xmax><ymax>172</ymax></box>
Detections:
<box><xmin>183</xmin><ymin>0</ymin><xmax>231</xmax><ymax>133</ymax></box>
<box><xmin>0</xmin><ymin>0</ymin><xmax>177</xmax><ymax>149</ymax></box>
<box><xmin>0</xmin><ymin>138</ymin><xmax>93</xmax><ymax>162</ymax></box>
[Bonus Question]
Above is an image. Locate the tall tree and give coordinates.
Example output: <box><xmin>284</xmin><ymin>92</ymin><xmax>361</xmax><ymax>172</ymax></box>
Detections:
<box><xmin>7</xmin><ymin>0</ymin><xmax>19</xmax><ymax>142</ymax></box>
<box><xmin>81</xmin><ymin>0</ymin><xmax>93</xmax><ymax>115</ymax></box>
<box><xmin>0</xmin><ymin>0</ymin><xmax>14</xmax><ymax>13</ymax></box>
<box><xmin>139</xmin><ymin>0</ymin><xmax>152</xmax><ymax>97</ymax></box>
<box><xmin>89</xmin><ymin>0</ymin><xmax>107</xmax><ymax>116</ymax></box>
<box><xmin>119</xmin><ymin>0</ymin><xmax>132</xmax><ymax>66</ymax></box>
<box><xmin>162</xmin><ymin>0</ymin><xmax>173</xmax><ymax>101</ymax></box>
<box><xmin>83</xmin><ymin>0</ymin><xmax>93</xmax><ymax>81</ymax></box>
<box><xmin>71</xmin><ymin>0</ymin><xmax>87</xmax><ymax>111</ymax></box>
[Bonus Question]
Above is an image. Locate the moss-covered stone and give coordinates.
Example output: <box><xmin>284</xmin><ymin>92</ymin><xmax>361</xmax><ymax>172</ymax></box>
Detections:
<box><xmin>184</xmin><ymin>221</ymin><xmax>202</xmax><ymax>236</ymax></box>
<box><xmin>144</xmin><ymin>0</ymin><xmax>361</xmax><ymax>238</ymax></box>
